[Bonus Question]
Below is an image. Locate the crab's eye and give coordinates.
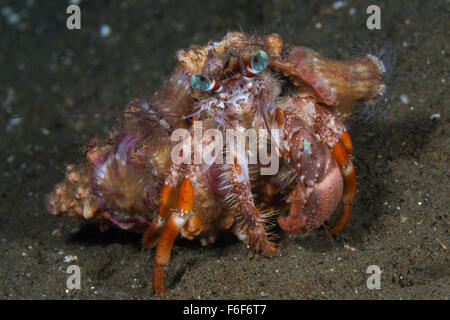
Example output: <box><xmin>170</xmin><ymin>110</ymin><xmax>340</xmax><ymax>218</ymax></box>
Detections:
<box><xmin>244</xmin><ymin>50</ymin><xmax>269</xmax><ymax>80</ymax></box>
<box><xmin>191</xmin><ymin>73</ymin><xmax>212</xmax><ymax>91</ymax></box>
<box><xmin>251</xmin><ymin>50</ymin><xmax>269</xmax><ymax>72</ymax></box>
<box><xmin>191</xmin><ymin>73</ymin><xmax>222</xmax><ymax>92</ymax></box>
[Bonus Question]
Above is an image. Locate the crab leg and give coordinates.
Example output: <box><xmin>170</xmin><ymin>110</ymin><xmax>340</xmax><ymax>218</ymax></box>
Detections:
<box><xmin>142</xmin><ymin>166</ymin><xmax>180</xmax><ymax>249</ymax></box>
<box><xmin>144</xmin><ymin>120</ymin><xmax>221</xmax><ymax>249</ymax></box>
<box><xmin>231</xmin><ymin>176</ymin><xmax>276</xmax><ymax>254</ymax></box>
<box><xmin>330</xmin><ymin>134</ymin><xmax>356</xmax><ymax>235</ymax></box>
<box><xmin>338</xmin><ymin>131</ymin><xmax>353</xmax><ymax>156</ymax></box>
<box><xmin>153</xmin><ymin>177</ymin><xmax>194</xmax><ymax>294</ymax></box>
<box><xmin>227</xmin><ymin>146</ymin><xmax>276</xmax><ymax>254</ymax></box>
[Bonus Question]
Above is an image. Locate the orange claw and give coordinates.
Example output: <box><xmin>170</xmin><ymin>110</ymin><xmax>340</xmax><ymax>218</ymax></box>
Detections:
<box><xmin>330</xmin><ymin>137</ymin><xmax>357</xmax><ymax>236</ymax></box>
<box><xmin>152</xmin><ymin>177</ymin><xmax>194</xmax><ymax>294</ymax></box>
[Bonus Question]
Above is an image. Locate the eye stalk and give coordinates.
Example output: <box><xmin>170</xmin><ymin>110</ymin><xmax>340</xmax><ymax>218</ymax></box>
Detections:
<box><xmin>190</xmin><ymin>73</ymin><xmax>222</xmax><ymax>92</ymax></box>
<box><xmin>245</xmin><ymin>50</ymin><xmax>269</xmax><ymax>80</ymax></box>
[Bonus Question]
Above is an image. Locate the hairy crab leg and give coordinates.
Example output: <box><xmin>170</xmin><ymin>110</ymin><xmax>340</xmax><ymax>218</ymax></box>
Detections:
<box><xmin>227</xmin><ymin>147</ymin><xmax>276</xmax><ymax>254</ymax></box>
<box><xmin>330</xmin><ymin>136</ymin><xmax>356</xmax><ymax>235</ymax></box>
<box><xmin>153</xmin><ymin>177</ymin><xmax>194</xmax><ymax>294</ymax></box>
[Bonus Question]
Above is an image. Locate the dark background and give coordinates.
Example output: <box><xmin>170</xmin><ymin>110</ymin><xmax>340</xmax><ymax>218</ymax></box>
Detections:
<box><xmin>0</xmin><ymin>0</ymin><xmax>448</xmax><ymax>299</ymax></box>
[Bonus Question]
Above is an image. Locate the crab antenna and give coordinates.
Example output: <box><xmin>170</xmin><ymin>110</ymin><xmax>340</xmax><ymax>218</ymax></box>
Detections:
<box><xmin>181</xmin><ymin>107</ymin><xmax>204</xmax><ymax>120</ymax></box>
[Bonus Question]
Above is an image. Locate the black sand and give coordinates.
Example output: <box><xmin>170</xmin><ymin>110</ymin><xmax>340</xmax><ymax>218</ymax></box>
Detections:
<box><xmin>0</xmin><ymin>0</ymin><xmax>448</xmax><ymax>299</ymax></box>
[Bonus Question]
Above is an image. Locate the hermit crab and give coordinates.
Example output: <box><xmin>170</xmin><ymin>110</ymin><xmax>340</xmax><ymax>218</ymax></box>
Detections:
<box><xmin>46</xmin><ymin>32</ymin><xmax>387</xmax><ymax>294</ymax></box>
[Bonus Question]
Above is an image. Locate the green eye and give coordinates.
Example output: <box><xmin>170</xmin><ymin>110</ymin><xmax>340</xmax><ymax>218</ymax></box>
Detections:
<box><xmin>191</xmin><ymin>73</ymin><xmax>211</xmax><ymax>91</ymax></box>
<box><xmin>251</xmin><ymin>51</ymin><xmax>269</xmax><ymax>72</ymax></box>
